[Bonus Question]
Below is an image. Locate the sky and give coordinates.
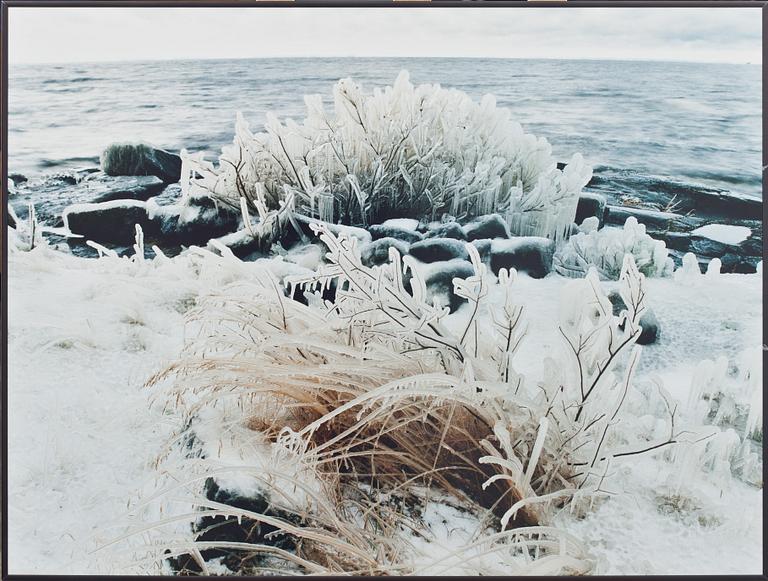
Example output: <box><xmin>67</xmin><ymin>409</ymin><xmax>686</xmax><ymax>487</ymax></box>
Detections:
<box><xmin>8</xmin><ymin>6</ymin><xmax>762</xmax><ymax>65</ymax></box>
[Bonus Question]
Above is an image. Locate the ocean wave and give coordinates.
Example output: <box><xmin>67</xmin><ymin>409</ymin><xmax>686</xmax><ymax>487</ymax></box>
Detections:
<box><xmin>37</xmin><ymin>156</ymin><xmax>100</xmax><ymax>169</ymax></box>
<box><xmin>42</xmin><ymin>76</ymin><xmax>107</xmax><ymax>84</ymax></box>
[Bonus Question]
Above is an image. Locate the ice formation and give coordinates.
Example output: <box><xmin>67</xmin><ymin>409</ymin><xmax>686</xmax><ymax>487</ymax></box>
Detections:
<box><xmin>553</xmin><ymin>216</ymin><xmax>674</xmax><ymax>280</ymax></box>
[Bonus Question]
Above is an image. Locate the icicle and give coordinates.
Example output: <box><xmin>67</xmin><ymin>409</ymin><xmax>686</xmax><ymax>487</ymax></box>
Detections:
<box><xmin>239</xmin><ymin>196</ymin><xmax>257</xmax><ymax>238</ymax></box>
<box><xmin>318</xmin><ymin>192</ymin><xmax>334</xmax><ymax>223</ymax></box>
<box><xmin>674</xmin><ymin>252</ymin><xmax>702</xmax><ymax>284</ymax></box>
<box><xmin>132</xmin><ymin>224</ymin><xmax>145</xmax><ymax>262</ymax></box>
<box><xmin>523</xmin><ymin>416</ymin><xmax>549</xmax><ymax>489</ymax></box>
<box><xmin>179</xmin><ymin>148</ymin><xmax>192</xmax><ymax>199</ymax></box>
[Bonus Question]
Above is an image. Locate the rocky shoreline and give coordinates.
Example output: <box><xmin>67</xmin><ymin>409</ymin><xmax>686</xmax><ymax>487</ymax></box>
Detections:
<box><xmin>8</xmin><ymin>144</ymin><xmax>763</xmax><ymax>280</ymax></box>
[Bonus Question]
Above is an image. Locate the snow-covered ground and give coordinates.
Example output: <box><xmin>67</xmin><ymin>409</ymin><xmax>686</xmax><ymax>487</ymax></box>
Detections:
<box><xmin>7</xmin><ymin>243</ymin><xmax>762</xmax><ymax>575</ymax></box>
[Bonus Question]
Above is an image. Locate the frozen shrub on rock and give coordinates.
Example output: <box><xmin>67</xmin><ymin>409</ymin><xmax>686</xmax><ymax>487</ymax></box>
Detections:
<box><xmin>142</xmin><ymin>222</ymin><xmax>715</xmax><ymax>574</ymax></box>
<box><xmin>181</xmin><ymin>71</ymin><xmax>591</xmax><ymax>240</ymax></box>
<box><xmin>554</xmin><ymin>216</ymin><xmax>674</xmax><ymax>280</ymax></box>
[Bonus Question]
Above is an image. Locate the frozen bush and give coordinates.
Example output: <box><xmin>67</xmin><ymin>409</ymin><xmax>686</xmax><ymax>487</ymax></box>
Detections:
<box><xmin>553</xmin><ymin>216</ymin><xmax>674</xmax><ymax>280</ymax></box>
<box><xmin>181</xmin><ymin>71</ymin><xmax>592</xmax><ymax>240</ymax></box>
<box><xmin>136</xmin><ymin>224</ymin><xmax>749</xmax><ymax>574</ymax></box>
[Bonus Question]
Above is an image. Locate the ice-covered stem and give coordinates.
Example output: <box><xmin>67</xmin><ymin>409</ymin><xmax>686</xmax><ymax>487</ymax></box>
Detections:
<box><xmin>558</xmin><ymin>256</ymin><xmax>644</xmax><ymax>425</ymax></box>
<box><xmin>287</xmin><ymin>223</ymin><xmax>470</xmax><ymax>370</ymax></box>
<box><xmin>453</xmin><ymin>243</ymin><xmax>489</xmax><ymax>358</ymax></box>
<box><xmin>492</xmin><ymin>267</ymin><xmax>527</xmax><ymax>389</ymax></box>
<box><xmin>27</xmin><ymin>204</ymin><xmax>37</xmax><ymax>250</ymax></box>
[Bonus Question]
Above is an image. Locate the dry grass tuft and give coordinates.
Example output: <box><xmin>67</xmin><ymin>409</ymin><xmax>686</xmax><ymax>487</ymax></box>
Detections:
<box><xmin>141</xmin><ymin>225</ymin><xmax>603</xmax><ymax>575</ymax></box>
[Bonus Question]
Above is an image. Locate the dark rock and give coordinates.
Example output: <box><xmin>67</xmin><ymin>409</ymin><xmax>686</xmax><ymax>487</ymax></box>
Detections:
<box><xmin>63</xmin><ymin>200</ymin><xmax>157</xmax><ymax>245</ymax></box>
<box><xmin>609</xmin><ymin>291</ymin><xmax>660</xmax><ymax>345</ymax></box>
<box><xmin>101</xmin><ymin>142</ymin><xmax>182</xmax><ymax>183</ymax></box>
<box><xmin>576</xmin><ymin>193</ymin><xmax>607</xmax><ymax>227</ymax></box>
<box><xmin>410</xmin><ymin>238</ymin><xmax>469</xmax><ymax>263</ymax></box>
<box><xmin>423</xmin><ymin>259</ymin><xmax>476</xmax><ymax>313</ymax></box>
<box><xmin>10</xmin><ymin>173</ymin><xmax>165</xmax><ymax>227</ymax></box>
<box><xmin>8</xmin><ymin>173</ymin><xmax>27</xmax><ymax>185</ymax></box>
<box><xmin>655</xmin><ymin>231</ymin><xmax>692</xmax><ymax>253</ymax></box>
<box><xmin>463</xmin><ymin>214</ymin><xmax>510</xmax><ymax>241</ymax></box>
<box><xmin>167</xmin><ymin>478</ymin><xmax>301</xmax><ymax>575</ymax></box>
<box><xmin>720</xmin><ymin>253</ymin><xmax>759</xmax><ymax>274</ymax></box>
<box><xmin>153</xmin><ymin>195</ymin><xmax>241</xmax><ymax>246</ymax></box>
<box><xmin>689</xmin><ymin>235</ymin><xmax>736</xmax><ymax>259</ymax></box>
<box><xmin>369</xmin><ymin>224</ymin><xmax>423</xmax><ymax>244</ymax></box>
<box><xmin>490</xmin><ymin>237</ymin><xmax>555</xmax><ymax>279</ymax></box>
<box><xmin>146</xmin><ymin>182</ymin><xmax>183</xmax><ymax>206</ymax></box>
<box><xmin>425</xmin><ymin>222</ymin><xmax>467</xmax><ymax>241</ymax></box>
<box><xmin>361</xmin><ymin>237</ymin><xmax>410</xmax><ymax>267</ymax></box>
<box><xmin>605</xmin><ymin>206</ymin><xmax>701</xmax><ymax>233</ymax></box>
<box><xmin>585</xmin><ymin>166</ymin><xmax>762</xmax><ymax>220</ymax></box>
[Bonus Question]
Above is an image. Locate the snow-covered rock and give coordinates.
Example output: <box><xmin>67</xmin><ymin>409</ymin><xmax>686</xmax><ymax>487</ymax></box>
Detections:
<box><xmin>360</xmin><ymin>237</ymin><xmax>410</xmax><ymax>267</ymax></box>
<box><xmin>101</xmin><ymin>142</ymin><xmax>182</xmax><ymax>183</ymax></box>
<box><xmin>576</xmin><ymin>193</ymin><xmax>607</xmax><ymax>227</ymax></box>
<box><xmin>381</xmin><ymin>218</ymin><xmax>419</xmax><ymax>231</ymax></box>
<box><xmin>490</xmin><ymin>237</ymin><xmax>555</xmax><ymax>279</ymax></box>
<box><xmin>691</xmin><ymin>224</ymin><xmax>751</xmax><ymax>246</ymax></box>
<box><xmin>369</xmin><ymin>223</ymin><xmax>423</xmax><ymax>244</ymax></box>
<box><xmin>153</xmin><ymin>194</ymin><xmax>240</xmax><ymax>245</ymax></box>
<box><xmin>10</xmin><ymin>173</ymin><xmax>166</xmax><ymax>227</ymax></box>
<box><xmin>167</xmin><ymin>478</ymin><xmax>301</xmax><ymax>575</ymax></box>
<box><xmin>409</xmin><ymin>238</ymin><xmax>469</xmax><ymax>263</ymax></box>
<box><xmin>425</xmin><ymin>221</ymin><xmax>466</xmax><ymax>241</ymax></box>
<box><xmin>422</xmin><ymin>259</ymin><xmax>475</xmax><ymax>313</ymax></box>
<box><xmin>470</xmin><ymin>239</ymin><xmax>492</xmax><ymax>264</ymax></box>
<box><xmin>463</xmin><ymin>214</ymin><xmax>510</xmax><ymax>241</ymax></box>
<box><xmin>63</xmin><ymin>199</ymin><xmax>156</xmax><ymax>245</ymax></box>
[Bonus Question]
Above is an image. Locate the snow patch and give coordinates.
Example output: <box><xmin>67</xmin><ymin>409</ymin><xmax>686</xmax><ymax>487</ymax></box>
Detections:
<box><xmin>692</xmin><ymin>224</ymin><xmax>751</xmax><ymax>245</ymax></box>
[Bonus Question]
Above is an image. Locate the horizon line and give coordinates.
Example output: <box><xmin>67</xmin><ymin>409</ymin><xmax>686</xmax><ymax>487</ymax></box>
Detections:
<box><xmin>9</xmin><ymin>54</ymin><xmax>761</xmax><ymax>67</ymax></box>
